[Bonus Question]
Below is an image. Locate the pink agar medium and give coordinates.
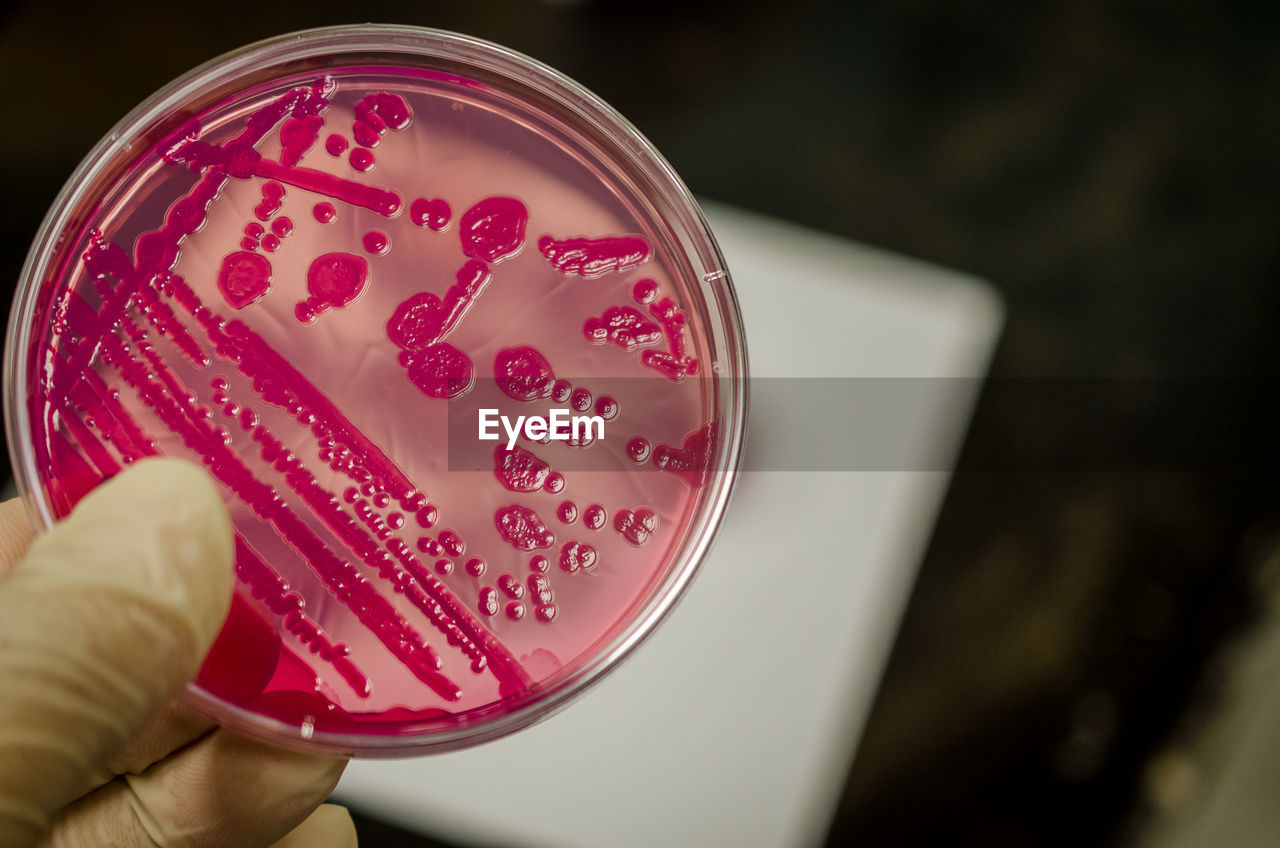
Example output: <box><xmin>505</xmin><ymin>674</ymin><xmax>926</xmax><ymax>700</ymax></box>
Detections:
<box><xmin>17</xmin><ymin>52</ymin><xmax>730</xmax><ymax>751</ymax></box>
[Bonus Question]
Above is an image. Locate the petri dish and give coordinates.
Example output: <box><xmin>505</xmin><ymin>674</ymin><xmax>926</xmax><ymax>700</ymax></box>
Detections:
<box><xmin>4</xmin><ymin>25</ymin><xmax>747</xmax><ymax>756</ymax></box>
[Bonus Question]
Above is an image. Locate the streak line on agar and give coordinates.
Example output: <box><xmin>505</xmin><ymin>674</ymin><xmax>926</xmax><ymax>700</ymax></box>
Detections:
<box><xmin>233</xmin><ymin>536</ymin><xmax>372</xmax><ymax>697</ymax></box>
<box><xmin>55</xmin><ymin>334</ymin><xmax>377</xmax><ymax>696</ymax></box>
<box><xmin>71</xmin><ymin>207</ymin><xmax>529</xmax><ymax>698</ymax></box>
<box><xmin>94</xmin><ymin>306</ymin><xmax>462</xmax><ymax>700</ymax></box>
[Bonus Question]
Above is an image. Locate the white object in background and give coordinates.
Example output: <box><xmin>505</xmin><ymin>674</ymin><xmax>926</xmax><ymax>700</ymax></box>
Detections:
<box><xmin>336</xmin><ymin>201</ymin><xmax>1004</xmax><ymax>848</ymax></box>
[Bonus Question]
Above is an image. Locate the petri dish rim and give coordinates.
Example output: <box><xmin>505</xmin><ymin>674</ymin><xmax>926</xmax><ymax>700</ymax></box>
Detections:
<box><xmin>4</xmin><ymin>24</ymin><xmax>749</xmax><ymax>757</ymax></box>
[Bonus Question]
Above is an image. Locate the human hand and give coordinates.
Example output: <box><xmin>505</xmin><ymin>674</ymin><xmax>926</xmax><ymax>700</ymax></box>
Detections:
<box><xmin>0</xmin><ymin>459</ymin><xmax>357</xmax><ymax>847</ymax></box>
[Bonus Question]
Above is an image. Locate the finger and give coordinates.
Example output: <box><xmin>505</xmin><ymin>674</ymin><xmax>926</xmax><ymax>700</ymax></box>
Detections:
<box><xmin>72</xmin><ymin>701</ymin><xmax>217</xmax><ymax>805</ymax></box>
<box><xmin>105</xmin><ymin>702</ymin><xmax>217</xmax><ymax>778</ymax></box>
<box><xmin>0</xmin><ymin>497</ymin><xmax>37</xmax><ymax>578</ymax></box>
<box><xmin>269</xmin><ymin>804</ymin><xmax>358</xmax><ymax>848</ymax></box>
<box><xmin>0</xmin><ymin>459</ymin><xmax>233</xmax><ymax>848</ymax></box>
<box><xmin>42</xmin><ymin>729</ymin><xmax>348</xmax><ymax>847</ymax></box>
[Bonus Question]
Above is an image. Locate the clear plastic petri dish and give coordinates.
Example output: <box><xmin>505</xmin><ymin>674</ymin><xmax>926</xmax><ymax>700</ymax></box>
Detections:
<box><xmin>4</xmin><ymin>25</ymin><xmax>747</xmax><ymax>756</ymax></box>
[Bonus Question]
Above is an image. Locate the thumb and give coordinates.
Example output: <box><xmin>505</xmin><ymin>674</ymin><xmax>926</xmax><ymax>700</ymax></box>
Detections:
<box><xmin>0</xmin><ymin>458</ymin><xmax>233</xmax><ymax>847</ymax></box>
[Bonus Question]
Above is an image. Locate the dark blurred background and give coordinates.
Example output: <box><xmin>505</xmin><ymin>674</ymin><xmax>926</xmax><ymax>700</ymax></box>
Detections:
<box><xmin>3</xmin><ymin>1</ymin><xmax>1280</xmax><ymax>845</ymax></box>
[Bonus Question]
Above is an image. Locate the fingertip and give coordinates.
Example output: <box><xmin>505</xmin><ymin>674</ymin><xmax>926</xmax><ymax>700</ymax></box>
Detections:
<box><xmin>124</xmin><ymin>731</ymin><xmax>348</xmax><ymax>845</ymax></box>
<box><xmin>270</xmin><ymin>803</ymin><xmax>359</xmax><ymax>848</ymax></box>
<box><xmin>40</xmin><ymin>733</ymin><xmax>351</xmax><ymax>848</ymax></box>
<box><xmin>66</xmin><ymin>457</ymin><xmax>235</xmax><ymax>648</ymax></box>
<box><xmin>237</xmin><ymin>735</ymin><xmax>349</xmax><ymax>806</ymax></box>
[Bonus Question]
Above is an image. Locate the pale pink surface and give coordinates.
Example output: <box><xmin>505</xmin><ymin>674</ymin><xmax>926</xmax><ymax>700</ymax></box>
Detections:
<box><xmin>28</xmin><ymin>68</ymin><xmax>716</xmax><ymax>732</ymax></box>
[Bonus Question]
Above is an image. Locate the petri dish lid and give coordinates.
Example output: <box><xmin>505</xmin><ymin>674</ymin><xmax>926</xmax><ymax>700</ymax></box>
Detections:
<box><xmin>4</xmin><ymin>25</ymin><xmax>747</xmax><ymax>756</ymax></box>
